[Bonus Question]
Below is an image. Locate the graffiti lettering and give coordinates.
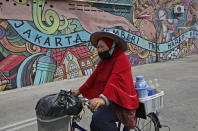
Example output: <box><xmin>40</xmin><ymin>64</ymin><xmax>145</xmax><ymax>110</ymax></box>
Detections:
<box><xmin>149</xmin><ymin>42</ymin><xmax>155</xmax><ymax>50</ymax></box>
<box><xmin>168</xmin><ymin>43</ymin><xmax>171</xmax><ymax>49</ymax></box>
<box><xmin>55</xmin><ymin>37</ymin><xmax>63</xmax><ymax>46</ymax></box>
<box><xmin>132</xmin><ymin>36</ymin><xmax>136</xmax><ymax>44</ymax></box>
<box><xmin>190</xmin><ymin>31</ymin><xmax>193</xmax><ymax>37</ymax></box>
<box><xmin>43</xmin><ymin>37</ymin><xmax>50</xmax><ymax>46</ymax></box>
<box><xmin>148</xmin><ymin>42</ymin><xmax>159</xmax><ymax>51</ymax></box>
<box><xmin>157</xmin><ymin>44</ymin><xmax>160</xmax><ymax>51</ymax></box>
<box><xmin>182</xmin><ymin>34</ymin><xmax>185</xmax><ymax>41</ymax></box>
<box><xmin>23</xmin><ymin>29</ymin><xmax>31</xmax><ymax>39</ymax></box>
<box><xmin>175</xmin><ymin>39</ymin><xmax>178</xmax><ymax>46</ymax></box>
<box><xmin>8</xmin><ymin>20</ymin><xmax>198</xmax><ymax>52</ymax></box>
<box><xmin>104</xmin><ymin>28</ymin><xmax>198</xmax><ymax>52</ymax></box>
<box><xmin>65</xmin><ymin>36</ymin><xmax>72</xmax><ymax>45</ymax></box>
<box><xmin>14</xmin><ymin>21</ymin><xmax>24</xmax><ymax>28</ymax></box>
<box><xmin>179</xmin><ymin>37</ymin><xmax>181</xmax><ymax>44</ymax></box>
<box><xmin>172</xmin><ymin>41</ymin><xmax>175</xmax><ymax>47</ymax></box>
<box><xmin>121</xmin><ymin>31</ymin><xmax>125</xmax><ymax>39</ymax></box>
<box><xmin>8</xmin><ymin>20</ymin><xmax>91</xmax><ymax>48</ymax></box>
<box><xmin>74</xmin><ymin>34</ymin><xmax>83</xmax><ymax>43</ymax></box>
<box><xmin>113</xmin><ymin>29</ymin><xmax>119</xmax><ymax>35</ymax></box>
<box><xmin>136</xmin><ymin>37</ymin><xmax>140</xmax><ymax>45</ymax></box>
<box><xmin>34</xmin><ymin>34</ymin><xmax>42</xmax><ymax>44</ymax></box>
<box><xmin>190</xmin><ymin>31</ymin><xmax>198</xmax><ymax>38</ymax></box>
<box><xmin>126</xmin><ymin>33</ymin><xmax>132</xmax><ymax>43</ymax></box>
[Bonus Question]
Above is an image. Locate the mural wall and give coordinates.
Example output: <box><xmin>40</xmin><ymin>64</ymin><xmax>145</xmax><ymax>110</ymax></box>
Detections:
<box><xmin>0</xmin><ymin>0</ymin><xmax>198</xmax><ymax>91</ymax></box>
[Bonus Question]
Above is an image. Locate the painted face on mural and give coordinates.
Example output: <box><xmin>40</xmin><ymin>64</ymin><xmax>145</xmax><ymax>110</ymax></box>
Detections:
<box><xmin>158</xmin><ymin>9</ymin><xmax>173</xmax><ymax>24</ymax></box>
<box><xmin>139</xmin><ymin>19</ymin><xmax>156</xmax><ymax>40</ymax></box>
<box><xmin>158</xmin><ymin>10</ymin><xmax>167</xmax><ymax>21</ymax></box>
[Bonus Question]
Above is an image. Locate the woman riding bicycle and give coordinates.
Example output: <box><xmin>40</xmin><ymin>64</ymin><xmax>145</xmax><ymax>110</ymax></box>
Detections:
<box><xmin>72</xmin><ymin>31</ymin><xmax>139</xmax><ymax>131</ymax></box>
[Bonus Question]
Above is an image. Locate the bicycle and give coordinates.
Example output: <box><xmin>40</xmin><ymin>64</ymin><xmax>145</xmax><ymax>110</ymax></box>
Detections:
<box><xmin>36</xmin><ymin>91</ymin><xmax>170</xmax><ymax>131</ymax></box>
<box><xmin>71</xmin><ymin>91</ymin><xmax>170</xmax><ymax>131</ymax></box>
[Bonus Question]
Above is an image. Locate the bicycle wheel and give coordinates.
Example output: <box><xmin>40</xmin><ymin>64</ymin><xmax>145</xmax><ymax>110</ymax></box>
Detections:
<box><xmin>136</xmin><ymin>113</ymin><xmax>160</xmax><ymax>131</ymax></box>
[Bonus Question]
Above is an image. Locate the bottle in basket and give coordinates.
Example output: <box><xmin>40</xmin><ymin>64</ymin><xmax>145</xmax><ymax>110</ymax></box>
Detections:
<box><xmin>135</xmin><ymin>76</ymin><xmax>147</xmax><ymax>88</ymax></box>
<box><xmin>148</xmin><ymin>80</ymin><xmax>155</xmax><ymax>90</ymax></box>
<box><xmin>147</xmin><ymin>80</ymin><xmax>156</xmax><ymax>96</ymax></box>
<box><xmin>153</xmin><ymin>79</ymin><xmax>161</xmax><ymax>93</ymax></box>
<box><xmin>135</xmin><ymin>76</ymin><xmax>148</xmax><ymax>98</ymax></box>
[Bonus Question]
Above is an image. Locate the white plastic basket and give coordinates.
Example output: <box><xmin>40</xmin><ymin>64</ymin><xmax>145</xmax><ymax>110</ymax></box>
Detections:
<box><xmin>139</xmin><ymin>91</ymin><xmax>164</xmax><ymax>114</ymax></box>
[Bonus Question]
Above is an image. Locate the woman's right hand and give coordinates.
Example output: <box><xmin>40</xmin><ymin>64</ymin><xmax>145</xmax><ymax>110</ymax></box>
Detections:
<box><xmin>72</xmin><ymin>89</ymin><xmax>81</xmax><ymax>96</ymax></box>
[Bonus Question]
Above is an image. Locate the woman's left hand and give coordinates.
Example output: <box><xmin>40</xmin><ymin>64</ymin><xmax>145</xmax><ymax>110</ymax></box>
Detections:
<box><xmin>89</xmin><ymin>98</ymin><xmax>105</xmax><ymax>112</ymax></box>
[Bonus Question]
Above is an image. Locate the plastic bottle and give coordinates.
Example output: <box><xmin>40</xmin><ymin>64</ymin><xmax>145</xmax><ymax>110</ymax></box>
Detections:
<box><xmin>153</xmin><ymin>79</ymin><xmax>161</xmax><ymax>93</ymax></box>
<box><xmin>148</xmin><ymin>80</ymin><xmax>155</xmax><ymax>90</ymax></box>
<box><xmin>135</xmin><ymin>76</ymin><xmax>147</xmax><ymax>88</ymax></box>
<box><xmin>135</xmin><ymin>76</ymin><xmax>148</xmax><ymax>98</ymax></box>
<box><xmin>147</xmin><ymin>80</ymin><xmax>156</xmax><ymax>96</ymax></box>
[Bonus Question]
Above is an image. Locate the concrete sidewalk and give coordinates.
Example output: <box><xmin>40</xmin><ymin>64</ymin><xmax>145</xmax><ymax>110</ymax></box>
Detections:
<box><xmin>0</xmin><ymin>54</ymin><xmax>198</xmax><ymax>131</ymax></box>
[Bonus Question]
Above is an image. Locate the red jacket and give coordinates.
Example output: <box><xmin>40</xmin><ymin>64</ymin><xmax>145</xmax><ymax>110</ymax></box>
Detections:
<box><xmin>79</xmin><ymin>48</ymin><xmax>139</xmax><ymax>109</ymax></box>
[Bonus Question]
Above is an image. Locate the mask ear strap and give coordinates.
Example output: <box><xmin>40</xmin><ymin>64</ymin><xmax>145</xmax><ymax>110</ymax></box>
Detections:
<box><xmin>109</xmin><ymin>41</ymin><xmax>116</xmax><ymax>55</ymax></box>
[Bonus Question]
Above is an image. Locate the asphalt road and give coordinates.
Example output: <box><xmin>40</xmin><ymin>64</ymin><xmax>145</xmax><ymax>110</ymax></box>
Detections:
<box><xmin>0</xmin><ymin>54</ymin><xmax>198</xmax><ymax>131</ymax></box>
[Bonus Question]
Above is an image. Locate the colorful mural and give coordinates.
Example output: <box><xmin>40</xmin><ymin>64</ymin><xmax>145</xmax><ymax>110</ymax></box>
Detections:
<box><xmin>0</xmin><ymin>0</ymin><xmax>198</xmax><ymax>91</ymax></box>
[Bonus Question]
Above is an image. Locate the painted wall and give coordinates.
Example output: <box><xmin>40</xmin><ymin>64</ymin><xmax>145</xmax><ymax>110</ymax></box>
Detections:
<box><xmin>0</xmin><ymin>0</ymin><xmax>198</xmax><ymax>91</ymax></box>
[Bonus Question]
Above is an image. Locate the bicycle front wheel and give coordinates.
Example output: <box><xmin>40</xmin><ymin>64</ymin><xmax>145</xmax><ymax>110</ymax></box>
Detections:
<box><xmin>136</xmin><ymin>113</ymin><xmax>160</xmax><ymax>131</ymax></box>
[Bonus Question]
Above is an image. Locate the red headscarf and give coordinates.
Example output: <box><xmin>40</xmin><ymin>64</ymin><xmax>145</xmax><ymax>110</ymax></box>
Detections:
<box><xmin>99</xmin><ymin>37</ymin><xmax>114</xmax><ymax>49</ymax></box>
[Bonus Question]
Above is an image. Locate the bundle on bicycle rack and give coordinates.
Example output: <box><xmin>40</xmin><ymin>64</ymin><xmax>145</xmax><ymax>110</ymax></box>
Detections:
<box><xmin>139</xmin><ymin>91</ymin><xmax>164</xmax><ymax>115</ymax></box>
<box><xmin>35</xmin><ymin>88</ymin><xmax>83</xmax><ymax>131</ymax></box>
<box><xmin>134</xmin><ymin>76</ymin><xmax>164</xmax><ymax>114</ymax></box>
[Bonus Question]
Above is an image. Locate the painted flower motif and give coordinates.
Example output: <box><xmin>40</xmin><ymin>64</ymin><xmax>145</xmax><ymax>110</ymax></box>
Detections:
<box><xmin>64</xmin><ymin>20</ymin><xmax>78</xmax><ymax>34</ymax></box>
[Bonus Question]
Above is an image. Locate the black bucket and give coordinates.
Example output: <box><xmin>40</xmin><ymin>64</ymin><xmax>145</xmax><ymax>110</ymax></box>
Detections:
<box><xmin>37</xmin><ymin>115</ymin><xmax>71</xmax><ymax>131</ymax></box>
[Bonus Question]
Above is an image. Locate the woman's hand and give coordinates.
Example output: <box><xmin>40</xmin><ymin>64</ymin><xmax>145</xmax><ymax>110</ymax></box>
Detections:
<box><xmin>72</xmin><ymin>89</ymin><xmax>81</xmax><ymax>96</ymax></box>
<box><xmin>89</xmin><ymin>98</ymin><xmax>105</xmax><ymax>112</ymax></box>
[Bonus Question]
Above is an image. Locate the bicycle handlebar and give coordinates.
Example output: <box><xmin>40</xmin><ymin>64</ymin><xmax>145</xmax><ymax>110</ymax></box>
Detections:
<box><xmin>79</xmin><ymin>97</ymin><xmax>90</xmax><ymax>107</ymax></box>
<box><xmin>78</xmin><ymin>97</ymin><xmax>95</xmax><ymax>113</ymax></box>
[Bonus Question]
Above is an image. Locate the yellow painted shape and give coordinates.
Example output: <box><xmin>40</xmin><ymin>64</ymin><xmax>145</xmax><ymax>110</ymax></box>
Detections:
<box><xmin>128</xmin><ymin>43</ymin><xmax>136</xmax><ymax>53</ymax></box>
<box><xmin>0</xmin><ymin>85</ymin><xmax>6</xmax><ymax>91</ymax></box>
<box><xmin>137</xmin><ymin>49</ymin><xmax>149</xmax><ymax>58</ymax></box>
<box><xmin>14</xmin><ymin>0</ymin><xmax>27</xmax><ymax>4</ymax></box>
<box><xmin>0</xmin><ymin>21</ymin><xmax>8</xmax><ymax>28</ymax></box>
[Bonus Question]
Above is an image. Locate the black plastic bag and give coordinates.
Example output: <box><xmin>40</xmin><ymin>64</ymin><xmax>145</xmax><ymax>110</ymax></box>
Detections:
<box><xmin>35</xmin><ymin>89</ymin><xmax>83</xmax><ymax>120</ymax></box>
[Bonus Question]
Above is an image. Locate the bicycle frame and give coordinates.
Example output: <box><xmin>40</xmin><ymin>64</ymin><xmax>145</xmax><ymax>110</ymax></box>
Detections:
<box><xmin>72</xmin><ymin>122</ymin><xmax>87</xmax><ymax>131</ymax></box>
<box><xmin>70</xmin><ymin>97</ymin><xmax>168</xmax><ymax>131</ymax></box>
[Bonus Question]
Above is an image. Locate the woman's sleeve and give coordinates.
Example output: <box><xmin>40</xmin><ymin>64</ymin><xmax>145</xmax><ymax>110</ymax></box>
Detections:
<box><xmin>102</xmin><ymin>55</ymin><xmax>139</xmax><ymax>109</ymax></box>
